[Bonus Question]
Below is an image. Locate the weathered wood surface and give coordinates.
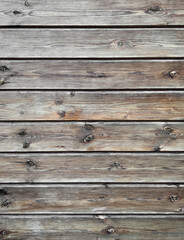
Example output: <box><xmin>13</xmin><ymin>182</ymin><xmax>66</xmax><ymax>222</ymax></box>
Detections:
<box><xmin>1</xmin><ymin>91</ymin><xmax>184</xmax><ymax>120</ymax></box>
<box><xmin>0</xmin><ymin>0</ymin><xmax>184</xmax><ymax>26</ymax></box>
<box><xmin>0</xmin><ymin>184</ymin><xmax>183</xmax><ymax>213</ymax></box>
<box><xmin>0</xmin><ymin>153</ymin><xmax>184</xmax><ymax>183</ymax></box>
<box><xmin>0</xmin><ymin>122</ymin><xmax>184</xmax><ymax>152</ymax></box>
<box><xmin>0</xmin><ymin>215</ymin><xmax>184</xmax><ymax>240</ymax></box>
<box><xmin>1</xmin><ymin>60</ymin><xmax>184</xmax><ymax>89</ymax></box>
<box><xmin>0</xmin><ymin>29</ymin><xmax>184</xmax><ymax>58</ymax></box>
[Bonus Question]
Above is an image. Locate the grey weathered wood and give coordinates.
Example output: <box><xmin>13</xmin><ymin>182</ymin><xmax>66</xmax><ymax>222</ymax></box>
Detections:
<box><xmin>1</xmin><ymin>91</ymin><xmax>184</xmax><ymax>120</ymax></box>
<box><xmin>0</xmin><ymin>184</ymin><xmax>183</xmax><ymax>214</ymax></box>
<box><xmin>0</xmin><ymin>29</ymin><xmax>184</xmax><ymax>58</ymax></box>
<box><xmin>0</xmin><ymin>153</ymin><xmax>184</xmax><ymax>183</ymax></box>
<box><xmin>1</xmin><ymin>60</ymin><xmax>184</xmax><ymax>89</ymax></box>
<box><xmin>0</xmin><ymin>0</ymin><xmax>183</xmax><ymax>26</ymax></box>
<box><xmin>0</xmin><ymin>215</ymin><xmax>184</xmax><ymax>240</ymax></box>
<box><xmin>0</xmin><ymin>122</ymin><xmax>183</xmax><ymax>152</ymax></box>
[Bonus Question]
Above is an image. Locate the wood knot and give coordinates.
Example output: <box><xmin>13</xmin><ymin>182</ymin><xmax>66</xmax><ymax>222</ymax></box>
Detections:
<box><xmin>168</xmin><ymin>70</ymin><xmax>177</xmax><ymax>78</ymax></box>
<box><xmin>26</xmin><ymin>159</ymin><xmax>36</xmax><ymax>168</ymax></box>
<box><xmin>24</xmin><ymin>0</ymin><xmax>31</xmax><ymax>7</ymax></box>
<box><xmin>23</xmin><ymin>141</ymin><xmax>30</xmax><ymax>149</ymax></box>
<box><xmin>0</xmin><ymin>66</ymin><xmax>9</xmax><ymax>72</ymax></box>
<box><xmin>164</xmin><ymin>126</ymin><xmax>173</xmax><ymax>134</ymax></box>
<box><xmin>84</xmin><ymin>124</ymin><xmax>94</xmax><ymax>131</ymax></box>
<box><xmin>145</xmin><ymin>6</ymin><xmax>164</xmax><ymax>14</ymax></box>
<box><xmin>13</xmin><ymin>10</ymin><xmax>22</xmax><ymax>15</ymax></box>
<box><xmin>58</xmin><ymin>111</ymin><xmax>66</xmax><ymax>118</ymax></box>
<box><xmin>103</xmin><ymin>226</ymin><xmax>117</xmax><ymax>234</ymax></box>
<box><xmin>55</xmin><ymin>98</ymin><xmax>63</xmax><ymax>105</ymax></box>
<box><xmin>18</xmin><ymin>129</ymin><xmax>27</xmax><ymax>136</ymax></box>
<box><xmin>169</xmin><ymin>195</ymin><xmax>179</xmax><ymax>202</ymax></box>
<box><xmin>0</xmin><ymin>230</ymin><xmax>7</xmax><ymax>235</ymax></box>
<box><xmin>97</xmin><ymin>73</ymin><xmax>105</xmax><ymax>78</ymax></box>
<box><xmin>0</xmin><ymin>189</ymin><xmax>7</xmax><ymax>196</ymax></box>
<box><xmin>83</xmin><ymin>134</ymin><xmax>94</xmax><ymax>143</ymax></box>
<box><xmin>2</xmin><ymin>200</ymin><xmax>11</xmax><ymax>207</ymax></box>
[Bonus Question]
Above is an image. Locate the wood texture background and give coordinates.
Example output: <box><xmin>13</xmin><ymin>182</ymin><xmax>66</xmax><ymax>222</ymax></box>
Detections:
<box><xmin>0</xmin><ymin>29</ymin><xmax>184</xmax><ymax>58</ymax></box>
<box><xmin>0</xmin><ymin>0</ymin><xmax>184</xmax><ymax>239</ymax></box>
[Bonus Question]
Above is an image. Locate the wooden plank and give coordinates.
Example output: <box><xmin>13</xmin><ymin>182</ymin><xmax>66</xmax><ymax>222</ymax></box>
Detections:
<box><xmin>0</xmin><ymin>184</ymin><xmax>183</xmax><ymax>214</ymax></box>
<box><xmin>0</xmin><ymin>153</ymin><xmax>184</xmax><ymax>183</ymax></box>
<box><xmin>0</xmin><ymin>0</ymin><xmax>183</xmax><ymax>26</ymax></box>
<box><xmin>0</xmin><ymin>215</ymin><xmax>184</xmax><ymax>240</ymax></box>
<box><xmin>1</xmin><ymin>91</ymin><xmax>184</xmax><ymax>120</ymax></box>
<box><xmin>0</xmin><ymin>122</ymin><xmax>184</xmax><ymax>152</ymax></box>
<box><xmin>1</xmin><ymin>60</ymin><xmax>184</xmax><ymax>90</ymax></box>
<box><xmin>0</xmin><ymin>29</ymin><xmax>184</xmax><ymax>58</ymax></box>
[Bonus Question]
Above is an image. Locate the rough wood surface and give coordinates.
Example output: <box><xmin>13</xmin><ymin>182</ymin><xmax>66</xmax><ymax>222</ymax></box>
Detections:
<box><xmin>0</xmin><ymin>153</ymin><xmax>184</xmax><ymax>183</ymax></box>
<box><xmin>0</xmin><ymin>29</ymin><xmax>184</xmax><ymax>58</ymax></box>
<box><xmin>1</xmin><ymin>60</ymin><xmax>184</xmax><ymax>90</ymax></box>
<box><xmin>0</xmin><ymin>0</ymin><xmax>183</xmax><ymax>26</ymax></box>
<box><xmin>0</xmin><ymin>215</ymin><xmax>184</xmax><ymax>240</ymax></box>
<box><xmin>0</xmin><ymin>122</ymin><xmax>184</xmax><ymax>152</ymax></box>
<box><xmin>1</xmin><ymin>91</ymin><xmax>184</xmax><ymax>120</ymax></box>
<box><xmin>0</xmin><ymin>184</ymin><xmax>183</xmax><ymax>214</ymax></box>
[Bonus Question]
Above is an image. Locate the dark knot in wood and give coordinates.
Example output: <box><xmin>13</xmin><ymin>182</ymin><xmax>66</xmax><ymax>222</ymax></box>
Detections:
<box><xmin>84</xmin><ymin>124</ymin><xmax>94</xmax><ymax>131</ymax></box>
<box><xmin>58</xmin><ymin>111</ymin><xmax>66</xmax><ymax>118</ymax></box>
<box><xmin>169</xmin><ymin>195</ymin><xmax>179</xmax><ymax>202</ymax></box>
<box><xmin>168</xmin><ymin>70</ymin><xmax>177</xmax><ymax>78</ymax></box>
<box><xmin>18</xmin><ymin>130</ymin><xmax>27</xmax><ymax>136</ymax></box>
<box><xmin>103</xmin><ymin>226</ymin><xmax>116</xmax><ymax>234</ymax></box>
<box><xmin>26</xmin><ymin>159</ymin><xmax>36</xmax><ymax>168</ymax></box>
<box><xmin>0</xmin><ymin>189</ymin><xmax>7</xmax><ymax>196</ymax></box>
<box><xmin>13</xmin><ymin>10</ymin><xmax>22</xmax><ymax>15</ymax></box>
<box><xmin>55</xmin><ymin>98</ymin><xmax>63</xmax><ymax>105</ymax></box>
<box><xmin>164</xmin><ymin>126</ymin><xmax>173</xmax><ymax>134</ymax></box>
<box><xmin>0</xmin><ymin>230</ymin><xmax>7</xmax><ymax>235</ymax></box>
<box><xmin>23</xmin><ymin>141</ymin><xmax>30</xmax><ymax>149</ymax></box>
<box><xmin>0</xmin><ymin>66</ymin><xmax>8</xmax><ymax>72</ymax></box>
<box><xmin>2</xmin><ymin>200</ymin><xmax>11</xmax><ymax>207</ymax></box>
<box><xmin>24</xmin><ymin>0</ymin><xmax>31</xmax><ymax>7</ymax></box>
<box><xmin>83</xmin><ymin>134</ymin><xmax>94</xmax><ymax>143</ymax></box>
<box><xmin>145</xmin><ymin>6</ymin><xmax>163</xmax><ymax>14</ymax></box>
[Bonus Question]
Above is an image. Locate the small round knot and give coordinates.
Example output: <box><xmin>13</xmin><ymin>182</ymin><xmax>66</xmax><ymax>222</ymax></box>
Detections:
<box><xmin>0</xmin><ymin>66</ymin><xmax>8</xmax><ymax>72</ymax></box>
<box><xmin>106</xmin><ymin>226</ymin><xmax>116</xmax><ymax>234</ymax></box>
<box><xmin>55</xmin><ymin>98</ymin><xmax>63</xmax><ymax>105</ymax></box>
<box><xmin>169</xmin><ymin>70</ymin><xmax>177</xmax><ymax>78</ymax></box>
<box><xmin>58</xmin><ymin>111</ymin><xmax>66</xmax><ymax>118</ymax></box>
<box><xmin>164</xmin><ymin>126</ymin><xmax>173</xmax><ymax>134</ymax></box>
<box><xmin>169</xmin><ymin>195</ymin><xmax>179</xmax><ymax>202</ymax></box>
<box><xmin>23</xmin><ymin>141</ymin><xmax>30</xmax><ymax>149</ymax></box>
<box><xmin>83</xmin><ymin>134</ymin><xmax>94</xmax><ymax>143</ymax></box>
<box><xmin>26</xmin><ymin>159</ymin><xmax>36</xmax><ymax>167</ymax></box>
<box><xmin>13</xmin><ymin>10</ymin><xmax>22</xmax><ymax>15</ymax></box>
<box><xmin>0</xmin><ymin>230</ymin><xmax>7</xmax><ymax>235</ymax></box>
<box><xmin>2</xmin><ymin>200</ymin><xmax>11</xmax><ymax>207</ymax></box>
<box><xmin>18</xmin><ymin>130</ymin><xmax>27</xmax><ymax>136</ymax></box>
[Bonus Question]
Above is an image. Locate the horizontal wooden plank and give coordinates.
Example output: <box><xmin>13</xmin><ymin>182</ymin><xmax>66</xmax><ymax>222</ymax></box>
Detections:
<box><xmin>0</xmin><ymin>153</ymin><xmax>184</xmax><ymax>183</ymax></box>
<box><xmin>1</xmin><ymin>91</ymin><xmax>184</xmax><ymax>120</ymax></box>
<box><xmin>0</xmin><ymin>215</ymin><xmax>184</xmax><ymax>240</ymax></box>
<box><xmin>0</xmin><ymin>184</ymin><xmax>183</xmax><ymax>213</ymax></box>
<box><xmin>0</xmin><ymin>0</ymin><xmax>184</xmax><ymax>26</ymax></box>
<box><xmin>1</xmin><ymin>60</ymin><xmax>184</xmax><ymax>89</ymax></box>
<box><xmin>0</xmin><ymin>29</ymin><xmax>184</xmax><ymax>58</ymax></box>
<box><xmin>0</xmin><ymin>122</ymin><xmax>184</xmax><ymax>152</ymax></box>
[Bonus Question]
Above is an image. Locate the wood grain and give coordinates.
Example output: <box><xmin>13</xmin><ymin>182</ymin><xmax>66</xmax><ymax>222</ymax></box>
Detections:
<box><xmin>0</xmin><ymin>153</ymin><xmax>184</xmax><ymax>183</ymax></box>
<box><xmin>0</xmin><ymin>215</ymin><xmax>184</xmax><ymax>240</ymax></box>
<box><xmin>1</xmin><ymin>91</ymin><xmax>184</xmax><ymax>120</ymax></box>
<box><xmin>0</xmin><ymin>184</ymin><xmax>183</xmax><ymax>214</ymax></box>
<box><xmin>0</xmin><ymin>29</ymin><xmax>184</xmax><ymax>58</ymax></box>
<box><xmin>1</xmin><ymin>60</ymin><xmax>184</xmax><ymax>90</ymax></box>
<box><xmin>0</xmin><ymin>0</ymin><xmax>183</xmax><ymax>26</ymax></box>
<box><xmin>0</xmin><ymin>122</ymin><xmax>184</xmax><ymax>152</ymax></box>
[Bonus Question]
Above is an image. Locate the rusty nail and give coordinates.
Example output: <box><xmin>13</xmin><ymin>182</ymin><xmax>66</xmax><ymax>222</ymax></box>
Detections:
<box><xmin>0</xmin><ymin>66</ymin><xmax>8</xmax><ymax>72</ymax></box>
<box><xmin>26</xmin><ymin>159</ymin><xmax>36</xmax><ymax>167</ymax></box>
<box><xmin>58</xmin><ymin>111</ymin><xmax>66</xmax><ymax>117</ymax></box>
<box><xmin>55</xmin><ymin>98</ymin><xmax>63</xmax><ymax>105</ymax></box>
<box><xmin>18</xmin><ymin>130</ymin><xmax>27</xmax><ymax>136</ymax></box>
<box><xmin>83</xmin><ymin>134</ymin><xmax>94</xmax><ymax>143</ymax></box>
<box><xmin>23</xmin><ymin>141</ymin><xmax>30</xmax><ymax>149</ymax></box>
<box><xmin>0</xmin><ymin>230</ymin><xmax>7</xmax><ymax>235</ymax></box>
<box><xmin>2</xmin><ymin>200</ymin><xmax>11</xmax><ymax>207</ymax></box>
<box><xmin>169</xmin><ymin>70</ymin><xmax>177</xmax><ymax>78</ymax></box>
<box><xmin>169</xmin><ymin>195</ymin><xmax>179</xmax><ymax>202</ymax></box>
